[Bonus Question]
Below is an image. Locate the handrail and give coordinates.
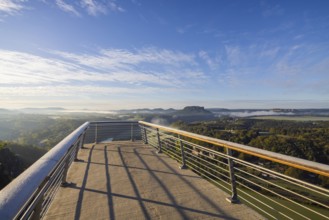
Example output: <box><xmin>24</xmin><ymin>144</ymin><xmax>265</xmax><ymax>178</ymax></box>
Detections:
<box><xmin>140</xmin><ymin>120</ymin><xmax>329</xmax><ymax>219</ymax></box>
<box><xmin>0</xmin><ymin>122</ymin><xmax>90</xmax><ymax>219</ymax></box>
<box><xmin>139</xmin><ymin>121</ymin><xmax>329</xmax><ymax>177</ymax></box>
<box><xmin>89</xmin><ymin>121</ymin><xmax>138</xmax><ymax>125</ymax></box>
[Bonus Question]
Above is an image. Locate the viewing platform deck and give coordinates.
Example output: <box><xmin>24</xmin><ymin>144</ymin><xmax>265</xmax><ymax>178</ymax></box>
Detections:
<box><xmin>44</xmin><ymin>141</ymin><xmax>264</xmax><ymax>220</ymax></box>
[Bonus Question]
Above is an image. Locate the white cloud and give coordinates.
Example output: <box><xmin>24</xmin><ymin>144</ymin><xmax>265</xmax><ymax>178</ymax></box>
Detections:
<box><xmin>0</xmin><ymin>48</ymin><xmax>206</xmax><ymax>97</ymax></box>
<box><xmin>108</xmin><ymin>1</ymin><xmax>124</xmax><ymax>12</ymax></box>
<box><xmin>225</xmin><ymin>45</ymin><xmax>243</xmax><ymax>67</ymax></box>
<box><xmin>50</xmin><ymin>47</ymin><xmax>199</xmax><ymax>85</ymax></box>
<box><xmin>80</xmin><ymin>0</ymin><xmax>107</xmax><ymax>15</ymax></box>
<box><xmin>56</xmin><ymin>0</ymin><xmax>80</xmax><ymax>17</ymax></box>
<box><xmin>0</xmin><ymin>47</ymin><xmax>209</xmax><ymax>110</ymax></box>
<box><xmin>0</xmin><ymin>85</ymin><xmax>160</xmax><ymax>97</ymax></box>
<box><xmin>0</xmin><ymin>0</ymin><xmax>26</xmax><ymax>15</ymax></box>
<box><xmin>198</xmin><ymin>50</ymin><xmax>221</xmax><ymax>70</ymax></box>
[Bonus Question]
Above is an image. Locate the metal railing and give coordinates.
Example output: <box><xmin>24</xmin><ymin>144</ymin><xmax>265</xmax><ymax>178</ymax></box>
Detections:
<box><xmin>84</xmin><ymin>121</ymin><xmax>141</xmax><ymax>144</ymax></box>
<box><xmin>1</xmin><ymin>120</ymin><xmax>328</xmax><ymax>219</ymax></box>
<box><xmin>139</xmin><ymin>121</ymin><xmax>329</xmax><ymax>220</ymax></box>
<box><xmin>0</xmin><ymin>121</ymin><xmax>140</xmax><ymax>220</ymax></box>
<box><xmin>0</xmin><ymin>122</ymin><xmax>89</xmax><ymax>220</ymax></box>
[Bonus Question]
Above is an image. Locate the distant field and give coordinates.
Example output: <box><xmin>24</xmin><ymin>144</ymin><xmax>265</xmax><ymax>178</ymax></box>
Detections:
<box><xmin>250</xmin><ymin>115</ymin><xmax>329</xmax><ymax>121</ymax></box>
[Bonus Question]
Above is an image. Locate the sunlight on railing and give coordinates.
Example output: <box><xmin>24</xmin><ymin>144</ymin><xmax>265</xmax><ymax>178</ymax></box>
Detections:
<box><xmin>139</xmin><ymin>121</ymin><xmax>329</xmax><ymax>220</ymax></box>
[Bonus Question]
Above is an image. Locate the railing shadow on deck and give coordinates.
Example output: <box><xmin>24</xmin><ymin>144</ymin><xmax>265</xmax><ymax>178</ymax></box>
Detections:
<box><xmin>67</xmin><ymin>143</ymin><xmax>238</xmax><ymax>219</ymax></box>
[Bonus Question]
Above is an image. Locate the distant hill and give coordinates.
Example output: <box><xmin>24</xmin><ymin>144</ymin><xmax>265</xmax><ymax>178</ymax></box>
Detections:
<box><xmin>174</xmin><ymin>106</ymin><xmax>213</xmax><ymax>115</ymax></box>
<box><xmin>171</xmin><ymin>106</ymin><xmax>215</xmax><ymax>122</ymax></box>
<box><xmin>116</xmin><ymin>108</ymin><xmax>176</xmax><ymax>114</ymax></box>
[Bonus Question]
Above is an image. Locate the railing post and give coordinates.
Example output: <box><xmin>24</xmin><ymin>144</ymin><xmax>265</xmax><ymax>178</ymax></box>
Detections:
<box><xmin>143</xmin><ymin>127</ymin><xmax>148</xmax><ymax>144</ymax></box>
<box><xmin>81</xmin><ymin>131</ymin><xmax>86</xmax><ymax>149</ymax></box>
<box><xmin>178</xmin><ymin>135</ymin><xmax>187</xmax><ymax>169</ymax></box>
<box><xmin>131</xmin><ymin>123</ymin><xmax>134</xmax><ymax>142</ymax></box>
<box><xmin>31</xmin><ymin>197</ymin><xmax>43</xmax><ymax>220</ymax></box>
<box><xmin>74</xmin><ymin>140</ymin><xmax>81</xmax><ymax>161</ymax></box>
<box><xmin>226</xmin><ymin>147</ymin><xmax>239</xmax><ymax>203</ymax></box>
<box><xmin>95</xmin><ymin>124</ymin><xmax>98</xmax><ymax>144</ymax></box>
<box><xmin>156</xmin><ymin>128</ymin><xmax>162</xmax><ymax>153</ymax></box>
<box><xmin>75</xmin><ymin>133</ymin><xmax>85</xmax><ymax>161</ymax></box>
<box><xmin>61</xmin><ymin>153</ymin><xmax>71</xmax><ymax>187</ymax></box>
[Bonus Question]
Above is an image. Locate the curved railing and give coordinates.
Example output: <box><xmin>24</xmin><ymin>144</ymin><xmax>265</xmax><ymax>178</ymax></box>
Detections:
<box><xmin>1</xmin><ymin>120</ymin><xmax>328</xmax><ymax>219</ymax></box>
<box><xmin>0</xmin><ymin>122</ymin><xmax>89</xmax><ymax>220</ymax></box>
<box><xmin>0</xmin><ymin>121</ymin><xmax>140</xmax><ymax>220</ymax></box>
<box><xmin>139</xmin><ymin>121</ymin><xmax>329</xmax><ymax>220</ymax></box>
<box><xmin>85</xmin><ymin>121</ymin><xmax>141</xmax><ymax>143</ymax></box>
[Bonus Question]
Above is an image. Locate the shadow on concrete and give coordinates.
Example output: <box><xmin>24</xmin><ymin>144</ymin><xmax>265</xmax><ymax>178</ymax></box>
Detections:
<box><xmin>117</xmin><ymin>146</ymin><xmax>151</xmax><ymax>220</ymax></box>
<box><xmin>106</xmin><ymin>147</ymin><xmax>168</xmax><ymax>158</ymax></box>
<box><xmin>78</xmin><ymin>160</ymin><xmax>201</xmax><ymax>179</ymax></box>
<box><xmin>104</xmin><ymin>145</ymin><xmax>115</xmax><ymax>220</ymax></box>
<box><xmin>129</xmin><ymin>147</ymin><xmax>190</xmax><ymax>219</ymax></box>
<box><xmin>74</xmin><ymin>145</ymin><xmax>95</xmax><ymax>220</ymax></box>
<box><xmin>68</xmin><ymin>185</ymin><xmax>237</xmax><ymax>219</ymax></box>
<box><xmin>134</xmin><ymin>149</ymin><xmax>233</xmax><ymax>219</ymax></box>
<box><xmin>150</xmin><ymin>150</ymin><xmax>236</xmax><ymax>219</ymax></box>
<box><xmin>66</xmin><ymin>142</ymin><xmax>241</xmax><ymax>220</ymax></box>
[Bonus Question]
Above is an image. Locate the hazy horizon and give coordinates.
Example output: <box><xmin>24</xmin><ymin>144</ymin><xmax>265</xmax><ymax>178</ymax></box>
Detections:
<box><xmin>2</xmin><ymin>102</ymin><xmax>329</xmax><ymax>111</ymax></box>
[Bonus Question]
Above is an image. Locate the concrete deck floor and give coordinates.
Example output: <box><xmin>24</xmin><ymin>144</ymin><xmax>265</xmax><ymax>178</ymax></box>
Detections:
<box><xmin>44</xmin><ymin>141</ymin><xmax>265</xmax><ymax>220</ymax></box>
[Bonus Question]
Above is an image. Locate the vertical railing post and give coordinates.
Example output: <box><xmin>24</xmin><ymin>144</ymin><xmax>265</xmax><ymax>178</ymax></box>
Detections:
<box><xmin>226</xmin><ymin>147</ymin><xmax>239</xmax><ymax>203</ymax></box>
<box><xmin>156</xmin><ymin>128</ymin><xmax>162</xmax><ymax>153</ymax></box>
<box><xmin>95</xmin><ymin>124</ymin><xmax>98</xmax><ymax>144</ymax></box>
<box><xmin>131</xmin><ymin>123</ymin><xmax>134</xmax><ymax>142</ymax></box>
<box><xmin>31</xmin><ymin>199</ymin><xmax>42</xmax><ymax>220</ymax></box>
<box><xmin>178</xmin><ymin>135</ymin><xmax>187</xmax><ymax>169</ymax></box>
<box><xmin>74</xmin><ymin>139</ymin><xmax>80</xmax><ymax>161</ymax></box>
<box><xmin>143</xmin><ymin>126</ymin><xmax>148</xmax><ymax>144</ymax></box>
<box><xmin>81</xmin><ymin>131</ymin><xmax>86</xmax><ymax>149</ymax></box>
<box><xmin>61</xmin><ymin>151</ymin><xmax>71</xmax><ymax>187</ymax></box>
<box><xmin>75</xmin><ymin>132</ymin><xmax>86</xmax><ymax>161</ymax></box>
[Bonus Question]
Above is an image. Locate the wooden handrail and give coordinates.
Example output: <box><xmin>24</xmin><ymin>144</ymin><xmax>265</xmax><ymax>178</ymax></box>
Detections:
<box><xmin>139</xmin><ymin>121</ymin><xmax>329</xmax><ymax>177</ymax></box>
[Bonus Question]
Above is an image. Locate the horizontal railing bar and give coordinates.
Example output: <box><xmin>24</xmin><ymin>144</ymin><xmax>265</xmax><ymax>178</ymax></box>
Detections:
<box><xmin>183</xmin><ymin>151</ymin><xmax>230</xmax><ymax>176</ymax></box>
<box><xmin>185</xmin><ymin>160</ymin><xmax>231</xmax><ymax>188</ymax></box>
<box><xmin>185</xmin><ymin>159</ymin><xmax>230</xmax><ymax>182</ymax></box>
<box><xmin>237</xmin><ymin>183</ymin><xmax>288</xmax><ymax>219</ymax></box>
<box><xmin>0</xmin><ymin>122</ymin><xmax>89</xmax><ymax>220</ymax></box>
<box><xmin>139</xmin><ymin>121</ymin><xmax>329</xmax><ymax>177</ymax></box>
<box><xmin>237</xmin><ymin>191</ymin><xmax>279</xmax><ymax>220</ymax></box>
<box><xmin>89</xmin><ymin>121</ymin><xmax>138</xmax><ymax>124</ymax></box>
<box><xmin>234</xmin><ymin>166</ymin><xmax>329</xmax><ymax>210</ymax></box>
<box><xmin>233</xmin><ymin>159</ymin><xmax>329</xmax><ymax>197</ymax></box>
<box><xmin>235</xmin><ymin>172</ymin><xmax>329</xmax><ymax>219</ymax></box>
<box><xmin>235</xmin><ymin>180</ymin><xmax>306</xmax><ymax>220</ymax></box>
<box><xmin>183</xmin><ymin>146</ymin><xmax>229</xmax><ymax>167</ymax></box>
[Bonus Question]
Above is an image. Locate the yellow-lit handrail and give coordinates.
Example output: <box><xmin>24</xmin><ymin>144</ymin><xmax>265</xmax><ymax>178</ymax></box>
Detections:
<box><xmin>139</xmin><ymin>121</ymin><xmax>329</xmax><ymax>178</ymax></box>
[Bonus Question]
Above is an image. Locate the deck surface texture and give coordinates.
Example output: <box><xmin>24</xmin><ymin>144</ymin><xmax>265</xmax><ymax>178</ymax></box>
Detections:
<box><xmin>44</xmin><ymin>141</ymin><xmax>264</xmax><ymax>220</ymax></box>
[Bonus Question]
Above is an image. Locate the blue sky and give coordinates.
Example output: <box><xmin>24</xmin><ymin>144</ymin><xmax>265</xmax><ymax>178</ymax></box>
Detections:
<box><xmin>0</xmin><ymin>0</ymin><xmax>328</xmax><ymax>110</ymax></box>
